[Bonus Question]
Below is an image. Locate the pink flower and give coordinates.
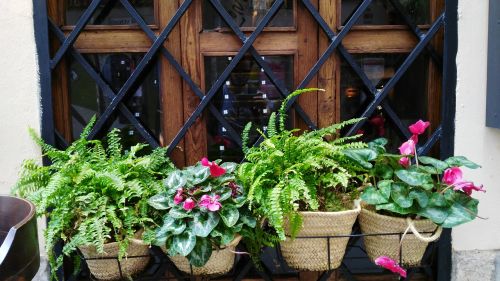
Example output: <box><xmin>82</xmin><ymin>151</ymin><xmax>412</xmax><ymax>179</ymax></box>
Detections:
<box><xmin>443</xmin><ymin>167</ymin><xmax>485</xmax><ymax>196</ymax></box>
<box><xmin>410</xmin><ymin>133</ymin><xmax>419</xmax><ymax>144</ymax></box>
<box><xmin>399</xmin><ymin>157</ymin><xmax>410</xmax><ymax>168</ymax></box>
<box><xmin>199</xmin><ymin>194</ymin><xmax>222</xmax><ymax>212</ymax></box>
<box><xmin>443</xmin><ymin>167</ymin><xmax>463</xmax><ymax>185</ymax></box>
<box><xmin>201</xmin><ymin>157</ymin><xmax>226</xmax><ymax>177</ymax></box>
<box><xmin>453</xmin><ymin>182</ymin><xmax>486</xmax><ymax>196</ymax></box>
<box><xmin>374</xmin><ymin>256</ymin><xmax>407</xmax><ymax>278</ymax></box>
<box><xmin>174</xmin><ymin>188</ymin><xmax>184</xmax><ymax>205</ymax></box>
<box><xmin>398</xmin><ymin>139</ymin><xmax>416</xmax><ymax>156</ymax></box>
<box><xmin>409</xmin><ymin>120</ymin><xmax>430</xmax><ymax>135</ymax></box>
<box><xmin>183</xmin><ymin>198</ymin><xmax>196</xmax><ymax>211</ymax></box>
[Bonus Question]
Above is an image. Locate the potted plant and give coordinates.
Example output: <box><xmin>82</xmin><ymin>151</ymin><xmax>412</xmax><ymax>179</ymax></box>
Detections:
<box><xmin>147</xmin><ymin>157</ymin><xmax>256</xmax><ymax>276</ymax></box>
<box><xmin>237</xmin><ymin>88</ymin><xmax>372</xmax><ymax>271</ymax></box>
<box><xmin>359</xmin><ymin>120</ymin><xmax>483</xmax><ymax>266</ymax></box>
<box><xmin>13</xmin><ymin>117</ymin><xmax>174</xmax><ymax>280</ymax></box>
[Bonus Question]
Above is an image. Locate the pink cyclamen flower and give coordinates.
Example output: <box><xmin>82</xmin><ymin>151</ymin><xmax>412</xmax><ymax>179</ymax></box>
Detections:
<box><xmin>442</xmin><ymin>167</ymin><xmax>463</xmax><ymax>185</ymax></box>
<box><xmin>183</xmin><ymin>198</ymin><xmax>196</xmax><ymax>211</ymax></box>
<box><xmin>399</xmin><ymin>157</ymin><xmax>410</xmax><ymax>168</ymax></box>
<box><xmin>374</xmin><ymin>256</ymin><xmax>407</xmax><ymax>278</ymax></box>
<box><xmin>409</xmin><ymin>120</ymin><xmax>430</xmax><ymax>135</ymax></box>
<box><xmin>201</xmin><ymin>157</ymin><xmax>226</xmax><ymax>177</ymax></box>
<box><xmin>174</xmin><ymin>188</ymin><xmax>184</xmax><ymax>205</ymax></box>
<box><xmin>453</xmin><ymin>181</ymin><xmax>486</xmax><ymax>196</ymax></box>
<box><xmin>199</xmin><ymin>194</ymin><xmax>222</xmax><ymax>212</ymax></box>
<box><xmin>399</xmin><ymin>139</ymin><xmax>416</xmax><ymax>156</ymax></box>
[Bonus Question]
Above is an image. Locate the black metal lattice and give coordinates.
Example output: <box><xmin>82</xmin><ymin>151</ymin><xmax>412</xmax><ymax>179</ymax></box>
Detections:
<box><xmin>34</xmin><ymin>0</ymin><xmax>458</xmax><ymax>280</ymax></box>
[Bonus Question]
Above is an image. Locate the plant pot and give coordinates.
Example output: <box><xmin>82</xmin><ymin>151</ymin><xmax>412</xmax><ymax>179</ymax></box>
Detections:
<box><xmin>167</xmin><ymin>235</ymin><xmax>242</xmax><ymax>276</ymax></box>
<box><xmin>280</xmin><ymin>203</ymin><xmax>360</xmax><ymax>271</ymax></box>
<box><xmin>358</xmin><ymin>207</ymin><xmax>442</xmax><ymax>266</ymax></box>
<box><xmin>78</xmin><ymin>239</ymin><xmax>150</xmax><ymax>280</ymax></box>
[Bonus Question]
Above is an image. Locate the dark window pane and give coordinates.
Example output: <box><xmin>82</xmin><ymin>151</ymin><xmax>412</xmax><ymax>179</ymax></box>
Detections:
<box><xmin>203</xmin><ymin>0</ymin><xmax>294</xmax><ymax>30</ymax></box>
<box><xmin>68</xmin><ymin>53</ymin><xmax>161</xmax><ymax>146</ymax></box>
<box><xmin>341</xmin><ymin>0</ymin><xmax>430</xmax><ymax>26</ymax></box>
<box><xmin>66</xmin><ymin>0</ymin><xmax>154</xmax><ymax>26</ymax></box>
<box><xmin>340</xmin><ymin>53</ymin><xmax>435</xmax><ymax>151</ymax></box>
<box><xmin>205</xmin><ymin>55</ymin><xmax>293</xmax><ymax>162</ymax></box>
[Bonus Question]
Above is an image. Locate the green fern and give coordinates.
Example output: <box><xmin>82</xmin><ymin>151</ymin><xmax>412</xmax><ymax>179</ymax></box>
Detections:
<box><xmin>13</xmin><ymin>117</ymin><xmax>174</xmax><ymax>281</ymax></box>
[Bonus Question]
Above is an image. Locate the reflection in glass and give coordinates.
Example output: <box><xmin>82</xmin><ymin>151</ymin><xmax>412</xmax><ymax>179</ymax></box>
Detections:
<box><xmin>205</xmin><ymin>55</ymin><xmax>293</xmax><ymax>162</ymax></box>
<box><xmin>68</xmin><ymin>53</ymin><xmax>161</xmax><ymax>148</ymax></box>
<box><xmin>341</xmin><ymin>54</ymin><xmax>432</xmax><ymax>151</ymax></box>
<box><xmin>341</xmin><ymin>0</ymin><xmax>430</xmax><ymax>26</ymax></box>
<box><xmin>203</xmin><ymin>0</ymin><xmax>294</xmax><ymax>30</ymax></box>
<box><xmin>66</xmin><ymin>0</ymin><xmax>154</xmax><ymax>25</ymax></box>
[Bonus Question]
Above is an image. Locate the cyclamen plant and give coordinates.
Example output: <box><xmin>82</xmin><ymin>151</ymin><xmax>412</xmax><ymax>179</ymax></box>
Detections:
<box><xmin>361</xmin><ymin>119</ymin><xmax>484</xmax><ymax>228</ymax></box>
<box><xmin>147</xmin><ymin>158</ymin><xmax>256</xmax><ymax>267</ymax></box>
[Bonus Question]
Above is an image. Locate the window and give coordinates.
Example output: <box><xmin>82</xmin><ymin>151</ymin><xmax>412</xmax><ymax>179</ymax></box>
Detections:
<box><xmin>49</xmin><ymin>0</ymin><xmax>444</xmax><ymax>165</ymax></box>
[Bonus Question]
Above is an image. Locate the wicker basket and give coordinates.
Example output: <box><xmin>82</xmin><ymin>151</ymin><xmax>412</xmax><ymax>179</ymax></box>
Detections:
<box><xmin>359</xmin><ymin>207</ymin><xmax>442</xmax><ymax>266</ymax></box>
<box><xmin>78</xmin><ymin>239</ymin><xmax>150</xmax><ymax>280</ymax></box>
<box><xmin>280</xmin><ymin>203</ymin><xmax>360</xmax><ymax>271</ymax></box>
<box><xmin>167</xmin><ymin>235</ymin><xmax>241</xmax><ymax>276</ymax></box>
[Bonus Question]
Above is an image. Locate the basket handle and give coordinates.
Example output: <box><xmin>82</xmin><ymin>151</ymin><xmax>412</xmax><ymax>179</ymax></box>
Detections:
<box><xmin>405</xmin><ymin>217</ymin><xmax>443</xmax><ymax>242</ymax></box>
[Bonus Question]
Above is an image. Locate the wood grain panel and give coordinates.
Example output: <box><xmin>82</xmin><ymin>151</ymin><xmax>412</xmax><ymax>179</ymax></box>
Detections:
<box><xmin>180</xmin><ymin>0</ymin><xmax>207</xmax><ymax>165</ymax></box>
<box><xmin>159</xmin><ymin>0</ymin><xmax>186</xmax><ymax>165</ymax></box>
<box><xmin>342</xmin><ymin>29</ymin><xmax>420</xmax><ymax>53</ymax></box>
<box><xmin>200</xmin><ymin>32</ymin><xmax>297</xmax><ymax>53</ymax></box>
<box><xmin>318</xmin><ymin>0</ymin><xmax>338</xmax><ymax>128</ymax></box>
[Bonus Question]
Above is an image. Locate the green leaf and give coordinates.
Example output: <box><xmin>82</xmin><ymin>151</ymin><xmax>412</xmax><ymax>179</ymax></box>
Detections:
<box><xmin>188</xmin><ymin>238</ymin><xmax>213</xmax><ymax>267</ymax></box>
<box><xmin>164</xmin><ymin>170</ymin><xmax>186</xmax><ymax>193</ymax></box>
<box><xmin>445</xmin><ymin>156</ymin><xmax>481</xmax><ymax>169</ymax></box>
<box><xmin>148</xmin><ymin>193</ymin><xmax>170</xmax><ymax>210</ymax></box>
<box><xmin>417</xmin><ymin>206</ymin><xmax>449</xmax><ymax>224</ymax></box>
<box><xmin>155</xmin><ymin>218</ymin><xmax>186</xmax><ymax>244</ymax></box>
<box><xmin>191</xmin><ymin>212</ymin><xmax>220</xmax><ymax>237</ymax></box>
<box><xmin>418</xmin><ymin>156</ymin><xmax>449</xmax><ymax>171</ymax></box>
<box><xmin>220</xmin><ymin>162</ymin><xmax>237</xmax><ymax>174</ymax></box>
<box><xmin>361</xmin><ymin>186</ymin><xmax>388</xmax><ymax>205</ymax></box>
<box><xmin>188</xmin><ymin>165</ymin><xmax>211</xmax><ymax>185</ymax></box>
<box><xmin>376</xmin><ymin>202</ymin><xmax>417</xmax><ymax>215</ymax></box>
<box><xmin>390</xmin><ymin>183</ymin><xmax>412</xmax><ymax>208</ymax></box>
<box><xmin>169</xmin><ymin>207</ymin><xmax>191</xmax><ymax>219</ymax></box>
<box><xmin>374</xmin><ymin>163</ymin><xmax>393</xmax><ymax>180</ymax></box>
<box><xmin>218</xmin><ymin>188</ymin><xmax>232</xmax><ymax>202</ymax></box>
<box><xmin>395</xmin><ymin>170</ymin><xmax>433</xmax><ymax>187</ymax></box>
<box><xmin>343</xmin><ymin>149</ymin><xmax>377</xmax><ymax>169</ymax></box>
<box><xmin>429</xmin><ymin>193</ymin><xmax>448</xmax><ymax>207</ymax></box>
<box><xmin>441</xmin><ymin>193</ymin><xmax>479</xmax><ymax>228</ymax></box>
<box><xmin>211</xmin><ymin>227</ymin><xmax>236</xmax><ymax>245</ymax></box>
<box><xmin>220</xmin><ymin>205</ymin><xmax>240</xmax><ymax>227</ymax></box>
<box><xmin>416</xmin><ymin>165</ymin><xmax>440</xmax><ymax>175</ymax></box>
<box><xmin>377</xmin><ymin>180</ymin><xmax>392</xmax><ymax>200</ymax></box>
<box><xmin>172</xmin><ymin>231</ymin><xmax>196</xmax><ymax>256</ymax></box>
<box><xmin>409</xmin><ymin>189</ymin><xmax>429</xmax><ymax>208</ymax></box>
<box><xmin>240</xmin><ymin>214</ymin><xmax>257</xmax><ymax>228</ymax></box>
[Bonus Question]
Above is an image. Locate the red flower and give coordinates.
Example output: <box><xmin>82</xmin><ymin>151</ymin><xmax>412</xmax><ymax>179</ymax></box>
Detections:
<box><xmin>409</xmin><ymin>120</ymin><xmax>430</xmax><ymax>135</ymax></box>
<box><xmin>174</xmin><ymin>188</ymin><xmax>184</xmax><ymax>205</ymax></box>
<box><xmin>399</xmin><ymin>157</ymin><xmax>410</xmax><ymax>168</ymax></box>
<box><xmin>182</xmin><ymin>198</ymin><xmax>196</xmax><ymax>211</ymax></box>
<box><xmin>201</xmin><ymin>157</ymin><xmax>226</xmax><ymax>177</ymax></box>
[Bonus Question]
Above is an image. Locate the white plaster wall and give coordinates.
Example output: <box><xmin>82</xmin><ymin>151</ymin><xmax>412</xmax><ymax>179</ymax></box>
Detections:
<box><xmin>0</xmin><ymin>0</ymin><xmax>42</xmax><ymax>194</ymax></box>
<box><xmin>453</xmin><ymin>0</ymin><xmax>500</xmax><ymax>251</ymax></box>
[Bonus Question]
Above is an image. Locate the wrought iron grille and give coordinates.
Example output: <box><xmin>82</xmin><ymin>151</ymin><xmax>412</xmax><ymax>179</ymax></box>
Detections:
<box><xmin>33</xmin><ymin>0</ymin><xmax>458</xmax><ymax>280</ymax></box>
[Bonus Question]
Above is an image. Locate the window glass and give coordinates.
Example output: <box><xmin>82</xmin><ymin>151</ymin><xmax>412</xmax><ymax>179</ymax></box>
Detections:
<box><xmin>66</xmin><ymin>0</ymin><xmax>154</xmax><ymax>26</ymax></box>
<box><xmin>204</xmin><ymin>55</ymin><xmax>293</xmax><ymax>162</ymax></box>
<box><xmin>203</xmin><ymin>0</ymin><xmax>294</xmax><ymax>30</ymax></box>
<box><xmin>340</xmin><ymin>53</ymin><xmax>433</xmax><ymax>151</ymax></box>
<box><xmin>341</xmin><ymin>0</ymin><xmax>430</xmax><ymax>26</ymax></box>
<box><xmin>68</xmin><ymin>53</ymin><xmax>161</xmax><ymax>147</ymax></box>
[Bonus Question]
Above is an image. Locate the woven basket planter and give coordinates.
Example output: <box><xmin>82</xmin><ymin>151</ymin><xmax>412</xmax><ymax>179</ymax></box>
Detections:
<box><xmin>280</xmin><ymin>203</ymin><xmax>360</xmax><ymax>271</ymax></box>
<box><xmin>78</xmin><ymin>239</ymin><xmax>150</xmax><ymax>280</ymax></box>
<box><xmin>166</xmin><ymin>235</ymin><xmax>241</xmax><ymax>276</ymax></box>
<box><xmin>359</xmin><ymin>207</ymin><xmax>442</xmax><ymax>266</ymax></box>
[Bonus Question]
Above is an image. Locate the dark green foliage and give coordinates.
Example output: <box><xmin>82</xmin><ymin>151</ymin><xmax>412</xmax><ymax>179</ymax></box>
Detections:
<box><xmin>238</xmin><ymin>88</ymin><xmax>370</xmax><ymax>241</ymax></box>
<box><xmin>13</xmin><ymin>117</ymin><xmax>174</xmax><ymax>280</ymax></box>
<box><xmin>360</xmin><ymin>138</ymin><xmax>481</xmax><ymax>228</ymax></box>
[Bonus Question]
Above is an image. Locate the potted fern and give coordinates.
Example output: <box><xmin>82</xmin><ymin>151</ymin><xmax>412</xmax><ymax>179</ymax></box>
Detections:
<box><xmin>13</xmin><ymin>117</ymin><xmax>174</xmax><ymax>280</ymax></box>
<box><xmin>238</xmin><ymin>88</ymin><xmax>372</xmax><ymax>271</ymax></box>
<box><xmin>359</xmin><ymin>120</ymin><xmax>483</xmax><ymax>266</ymax></box>
<box><xmin>147</xmin><ymin>158</ymin><xmax>256</xmax><ymax>276</ymax></box>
